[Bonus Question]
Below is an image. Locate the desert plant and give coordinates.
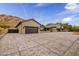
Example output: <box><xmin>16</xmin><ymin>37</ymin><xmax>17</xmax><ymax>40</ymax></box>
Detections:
<box><xmin>0</xmin><ymin>27</ymin><xmax>4</xmax><ymax>35</ymax></box>
<box><xmin>0</xmin><ymin>24</ymin><xmax>10</xmax><ymax>29</ymax></box>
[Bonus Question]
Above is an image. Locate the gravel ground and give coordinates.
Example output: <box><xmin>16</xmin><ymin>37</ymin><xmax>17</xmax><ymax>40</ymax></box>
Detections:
<box><xmin>0</xmin><ymin>32</ymin><xmax>79</xmax><ymax>56</ymax></box>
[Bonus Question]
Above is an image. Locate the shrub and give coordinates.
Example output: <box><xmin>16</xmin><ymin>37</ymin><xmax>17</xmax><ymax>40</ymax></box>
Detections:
<box><xmin>0</xmin><ymin>24</ymin><xmax>10</xmax><ymax>29</ymax></box>
<box><xmin>72</xmin><ymin>26</ymin><xmax>79</xmax><ymax>32</ymax></box>
<box><xmin>0</xmin><ymin>27</ymin><xmax>4</xmax><ymax>35</ymax></box>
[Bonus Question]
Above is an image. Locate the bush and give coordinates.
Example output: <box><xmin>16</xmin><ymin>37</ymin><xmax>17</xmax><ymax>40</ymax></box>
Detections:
<box><xmin>71</xmin><ymin>26</ymin><xmax>79</xmax><ymax>32</ymax></box>
<box><xmin>0</xmin><ymin>27</ymin><xmax>4</xmax><ymax>35</ymax></box>
<box><xmin>0</xmin><ymin>24</ymin><xmax>10</xmax><ymax>29</ymax></box>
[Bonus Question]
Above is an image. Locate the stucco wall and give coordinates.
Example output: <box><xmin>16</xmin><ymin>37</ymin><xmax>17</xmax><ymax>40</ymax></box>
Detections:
<box><xmin>49</xmin><ymin>28</ymin><xmax>58</xmax><ymax>32</ymax></box>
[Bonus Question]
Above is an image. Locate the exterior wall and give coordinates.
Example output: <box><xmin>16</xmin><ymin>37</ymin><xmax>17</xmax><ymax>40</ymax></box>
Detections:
<box><xmin>38</xmin><ymin>27</ymin><xmax>41</xmax><ymax>33</ymax></box>
<box><xmin>63</xmin><ymin>29</ymin><xmax>69</xmax><ymax>32</ymax></box>
<box><xmin>17</xmin><ymin>20</ymin><xmax>41</xmax><ymax>34</ymax></box>
<box><xmin>52</xmin><ymin>28</ymin><xmax>58</xmax><ymax>32</ymax></box>
<box><xmin>49</xmin><ymin>28</ymin><xmax>58</xmax><ymax>32</ymax></box>
<box><xmin>17</xmin><ymin>24</ymin><xmax>23</xmax><ymax>34</ymax></box>
<box><xmin>40</xmin><ymin>27</ymin><xmax>44</xmax><ymax>31</ymax></box>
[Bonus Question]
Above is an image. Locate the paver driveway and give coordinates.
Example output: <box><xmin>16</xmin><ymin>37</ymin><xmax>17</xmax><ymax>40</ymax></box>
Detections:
<box><xmin>0</xmin><ymin>32</ymin><xmax>79</xmax><ymax>56</ymax></box>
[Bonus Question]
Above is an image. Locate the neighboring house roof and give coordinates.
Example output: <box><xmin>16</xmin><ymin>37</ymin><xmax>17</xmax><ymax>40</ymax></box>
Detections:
<box><xmin>45</xmin><ymin>24</ymin><xmax>61</xmax><ymax>28</ymax></box>
<box><xmin>15</xmin><ymin>19</ymin><xmax>42</xmax><ymax>28</ymax></box>
<box><xmin>40</xmin><ymin>25</ymin><xmax>45</xmax><ymax>28</ymax></box>
<box><xmin>45</xmin><ymin>24</ymin><xmax>57</xmax><ymax>28</ymax></box>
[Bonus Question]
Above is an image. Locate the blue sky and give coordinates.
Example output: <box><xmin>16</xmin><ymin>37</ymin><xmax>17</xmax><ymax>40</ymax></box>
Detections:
<box><xmin>0</xmin><ymin>3</ymin><xmax>79</xmax><ymax>25</ymax></box>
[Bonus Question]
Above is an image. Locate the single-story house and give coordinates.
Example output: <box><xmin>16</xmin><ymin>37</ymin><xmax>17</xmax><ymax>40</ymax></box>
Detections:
<box><xmin>44</xmin><ymin>23</ymin><xmax>64</xmax><ymax>32</ymax></box>
<box><xmin>7</xmin><ymin>19</ymin><xmax>43</xmax><ymax>34</ymax></box>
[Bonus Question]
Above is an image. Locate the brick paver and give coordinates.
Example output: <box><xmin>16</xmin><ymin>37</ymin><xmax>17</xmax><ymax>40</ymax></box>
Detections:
<box><xmin>0</xmin><ymin>32</ymin><xmax>79</xmax><ymax>56</ymax></box>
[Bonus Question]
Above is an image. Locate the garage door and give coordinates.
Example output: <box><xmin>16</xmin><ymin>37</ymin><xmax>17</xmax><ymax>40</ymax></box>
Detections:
<box><xmin>25</xmin><ymin>27</ymin><xmax>38</xmax><ymax>34</ymax></box>
<box><xmin>8</xmin><ymin>29</ymin><xmax>19</xmax><ymax>33</ymax></box>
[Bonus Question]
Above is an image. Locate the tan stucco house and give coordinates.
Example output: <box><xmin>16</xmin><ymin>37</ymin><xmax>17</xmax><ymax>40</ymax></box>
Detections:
<box><xmin>44</xmin><ymin>23</ymin><xmax>64</xmax><ymax>32</ymax></box>
<box><xmin>7</xmin><ymin>19</ymin><xmax>42</xmax><ymax>34</ymax></box>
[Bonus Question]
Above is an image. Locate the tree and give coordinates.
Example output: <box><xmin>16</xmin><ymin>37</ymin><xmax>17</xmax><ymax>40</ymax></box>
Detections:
<box><xmin>72</xmin><ymin>26</ymin><xmax>79</xmax><ymax>32</ymax></box>
<box><xmin>62</xmin><ymin>23</ymin><xmax>72</xmax><ymax>31</ymax></box>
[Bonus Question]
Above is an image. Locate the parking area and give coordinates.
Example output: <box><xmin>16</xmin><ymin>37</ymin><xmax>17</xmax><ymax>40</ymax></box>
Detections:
<box><xmin>0</xmin><ymin>32</ymin><xmax>79</xmax><ymax>56</ymax></box>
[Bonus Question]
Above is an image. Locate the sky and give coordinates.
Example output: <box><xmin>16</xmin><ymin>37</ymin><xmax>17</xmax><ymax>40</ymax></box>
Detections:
<box><xmin>0</xmin><ymin>3</ymin><xmax>79</xmax><ymax>25</ymax></box>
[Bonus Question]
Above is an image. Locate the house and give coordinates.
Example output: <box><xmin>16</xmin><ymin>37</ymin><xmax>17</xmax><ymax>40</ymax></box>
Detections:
<box><xmin>44</xmin><ymin>23</ymin><xmax>64</xmax><ymax>32</ymax></box>
<box><xmin>7</xmin><ymin>19</ymin><xmax>42</xmax><ymax>34</ymax></box>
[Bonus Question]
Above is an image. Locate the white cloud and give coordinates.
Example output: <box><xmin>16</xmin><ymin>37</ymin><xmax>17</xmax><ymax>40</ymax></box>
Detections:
<box><xmin>65</xmin><ymin>3</ymin><xmax>79</xmax><ymax>12</ymax></box>
<box><xmin>62</xmin><ymin>17</ymin><xmax>73</xmax><ymax>23</ymax></box>
<box><xmin>35</xmin><ymin>3</ymin><xmax>49</xmax><ymax>7</ymax></box>
<box><xmin>35</xmin><ymin>3</ymin><xmax>44</xmax><ymax>6</ymax></box>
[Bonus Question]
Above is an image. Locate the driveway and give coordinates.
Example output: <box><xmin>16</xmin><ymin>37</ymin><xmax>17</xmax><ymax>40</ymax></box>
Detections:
<box><xmin>0</xmin><ymin>32</ymin><xmax>79</xmax><ymax>56</ymax></box>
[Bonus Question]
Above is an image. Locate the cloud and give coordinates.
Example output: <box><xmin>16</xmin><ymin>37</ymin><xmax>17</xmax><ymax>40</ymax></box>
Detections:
<box><xmin>53</xmin><ymin>3</ymin><xmax>79</xmax><ymax>23</ymax></box>
<box><xmin>65</xmin><ymin>3</ymin><xmax>79</xmax><ymax>12</ymax></box>
<box><xmin>35</xmin><ymin>3</ymin><xmax>49</xmax><ymax>7</ymax></box>
<box><xmin>62</xmin><ymin>17</ymin><xmax>73</xmax><ymax>23</ymax></box>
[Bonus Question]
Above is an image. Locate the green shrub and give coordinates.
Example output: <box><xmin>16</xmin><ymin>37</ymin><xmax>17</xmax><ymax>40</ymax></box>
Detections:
<box><xmin>0</xmin><ymin>24</ymin><xmax>10</xmax><ymax>29</ymax></box>
<box><xmin>71</xmin><ymin>26</ymin><xmax>79</xmax><ymax>32</ymax></box>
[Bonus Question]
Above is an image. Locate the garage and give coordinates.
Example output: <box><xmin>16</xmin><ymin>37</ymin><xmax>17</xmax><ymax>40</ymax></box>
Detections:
<box><xmin>8</xmin><ymin>28</ymin><xmax>19</xmax><ymax>33</ymax></box>
<box><xmin>16</xmin><ymin>19</ymin><xmax>42</xmax><ymax>34</ymax></box>
<box><xmin>25</xmin><ymin>26</ymin><xmax>38</xmax><ymax>34</ymax></box>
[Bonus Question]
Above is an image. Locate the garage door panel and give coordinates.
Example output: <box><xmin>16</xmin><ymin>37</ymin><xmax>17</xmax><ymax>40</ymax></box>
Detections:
<box><xmin>8</xmin><ymin>29</ymin><xmax>19</xmax><ymax>33</ymax></box>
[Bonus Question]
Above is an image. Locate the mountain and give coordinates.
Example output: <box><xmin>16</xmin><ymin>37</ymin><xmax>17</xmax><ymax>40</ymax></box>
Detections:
<box><xmin>0</xmin><ymin>14</ymin><xmax>23</xmax><ymax>28</ymax></box>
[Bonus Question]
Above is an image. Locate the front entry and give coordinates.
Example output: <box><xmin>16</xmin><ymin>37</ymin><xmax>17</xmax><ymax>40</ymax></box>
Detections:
<box><xmin>25</xmin><ymin>26</ymin><xmax>38</xmax><ymax>34</ymax></box>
